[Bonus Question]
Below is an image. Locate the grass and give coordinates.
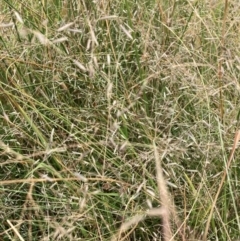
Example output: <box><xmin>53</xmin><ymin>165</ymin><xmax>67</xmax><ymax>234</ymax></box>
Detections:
<box><xmin>0</xmin><ymin>0</ymin><xmax>240</xmax><ymax>240</ymax></box>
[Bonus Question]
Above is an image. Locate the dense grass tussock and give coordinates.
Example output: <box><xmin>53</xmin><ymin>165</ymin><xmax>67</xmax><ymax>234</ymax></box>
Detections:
<box><xmin>0</xmin><ymin>1</ymin><xmax>240</xmax><ymax>240</ymax></box>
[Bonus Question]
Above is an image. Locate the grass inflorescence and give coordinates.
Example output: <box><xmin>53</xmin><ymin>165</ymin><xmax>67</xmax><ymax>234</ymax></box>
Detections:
<box><xmin>0</xmin><ymin>0</ymin><xmax>240</xmax><ymax>240</ymax></box>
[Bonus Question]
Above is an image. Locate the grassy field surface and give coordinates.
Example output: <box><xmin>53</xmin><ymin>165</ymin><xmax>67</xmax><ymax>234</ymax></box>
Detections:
<box><xmin>0</xmin><ymin>1</ymin><xmax>240</xmax><ymax>240</ymax></box>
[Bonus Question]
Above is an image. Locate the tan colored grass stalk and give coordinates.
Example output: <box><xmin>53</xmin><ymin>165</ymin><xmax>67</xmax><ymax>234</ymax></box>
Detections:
<box><xmin>203</xmin><ymin>130</ymin><xmax>240</xmax><ymax>240</ymax></box>
<box><xmin>218</xmin><ymin>0</ymin><xmax>229</xmax><ymax>122</ymax></box>
<box><xmin>110</xmin><ymin>141</ymin><xmax>180</xmax><ymax>241</ymax></box>
<box><xmin>7</xmin><ymin>220</ymin><xmax>25</xmax><ymax>241</ymax></box>
<box><xmin>153</xmin><ymin>141</ymin><xmax>173</xmax><ymax>241</ymax></box>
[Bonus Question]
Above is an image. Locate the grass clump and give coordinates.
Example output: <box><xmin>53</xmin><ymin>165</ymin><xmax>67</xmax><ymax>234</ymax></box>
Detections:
<box><xmin>0</xmin><ymin>0</ymin><xmax>240</xmax><ymax>240</ymax></box>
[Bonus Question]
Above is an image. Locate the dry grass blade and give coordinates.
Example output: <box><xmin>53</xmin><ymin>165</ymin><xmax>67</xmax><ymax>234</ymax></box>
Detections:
<box><xmin>203</xmin><ymin>130</ymin><xmax>240</xmax><ymax>240</ymax></box>
<box><xmin>111</xmin><ymin>214</ymin><xmax>145</xmax><ymax>241</ymax></box>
